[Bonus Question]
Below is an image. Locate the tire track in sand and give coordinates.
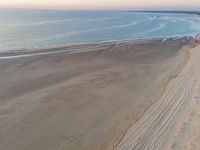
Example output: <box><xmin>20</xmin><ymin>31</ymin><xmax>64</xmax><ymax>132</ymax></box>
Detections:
<box><xmin>116</xmin><ymin>45</ymin><xmax>200</xmax><ymax>150</ymax></box>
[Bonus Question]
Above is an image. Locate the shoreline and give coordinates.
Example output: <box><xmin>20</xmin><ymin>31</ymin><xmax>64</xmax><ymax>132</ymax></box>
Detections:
<box><xmin>0</xmin><ymin>37</ymin><xmax>168</xmax><ymax>55</ymax></box>
<box><xmin>0</xmin><ymin>36</ymin><xmax>195</xmax><ymax>53</ymax></box>
<box><xmin>0</xmin><ymin>36</ymin><xmax>194</xmax><ymax>59</ymax></box>
<box><xmin>127</xmin><ymin>10</ymin><xmax>200</xmax><ymax>16</ymax></box>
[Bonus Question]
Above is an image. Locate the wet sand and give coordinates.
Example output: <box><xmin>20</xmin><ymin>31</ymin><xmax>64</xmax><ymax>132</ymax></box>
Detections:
<box><xmin>0</xmin><ymin>37</ymin><xmax>194</xmax><ymax>150</ymax></box>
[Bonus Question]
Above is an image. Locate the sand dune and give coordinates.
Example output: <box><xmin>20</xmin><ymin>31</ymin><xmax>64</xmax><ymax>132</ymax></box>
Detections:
<box><xmin>0</xmin><ymin>37</ymin><xmax>195</xmax><ymax>150</ymax></box>
<box><xmin>116</xmin><ymin>43</ymin><xmax>200</xmax><ymax>150</ymax></box>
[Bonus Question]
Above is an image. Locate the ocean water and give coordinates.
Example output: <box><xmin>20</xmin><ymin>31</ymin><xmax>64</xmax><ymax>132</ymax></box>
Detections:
<box><xmin>0</xmin><ymin>9</ymin><xmax>200</xmax><ymax>51</ymax></box>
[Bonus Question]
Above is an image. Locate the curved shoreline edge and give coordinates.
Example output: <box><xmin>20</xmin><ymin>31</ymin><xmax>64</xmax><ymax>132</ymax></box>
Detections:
<box><xmin>0</xmin><ymin>36</ymin><xmax>194</xmax><ymax>60</ymax></box>
<box><xmin>127</xmin><ymin>10</ymin><xmax>200</xmax><ymax>17</ymax></box>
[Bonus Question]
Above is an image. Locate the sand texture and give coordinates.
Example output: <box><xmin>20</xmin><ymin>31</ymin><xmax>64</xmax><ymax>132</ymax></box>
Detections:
<box><xmin>0</xmin><ymin>37</ymin><xmax>194</xmax><ymax>150</ymax></box>
<box><xmin>116</xmin><ymin>44</ymin><xmax>200</xmax><ymax>150</ymax></box>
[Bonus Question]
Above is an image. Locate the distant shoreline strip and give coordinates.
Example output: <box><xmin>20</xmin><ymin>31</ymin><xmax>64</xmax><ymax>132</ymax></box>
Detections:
<box><xmin>0</xmin><ymin>36</ymin><xmax>194</xmax><ymax>60</ymax></box>
<box><xmin>127</xmin><ymin>10</ymin><xmax>200</xmax><ymax>16</ymax></box>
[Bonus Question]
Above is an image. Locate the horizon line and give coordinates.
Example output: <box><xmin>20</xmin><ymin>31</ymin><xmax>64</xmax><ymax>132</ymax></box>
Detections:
<box><xmin>0</xmin><ymin>7</ymin><xmax>200</xmax><ymax>11</ymax></box>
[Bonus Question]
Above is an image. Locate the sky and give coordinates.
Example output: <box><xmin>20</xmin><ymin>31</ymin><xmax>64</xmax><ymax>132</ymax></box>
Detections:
<box><xmin>0</xmin><ymin>0</ymin><xmax>200</xmax><ymax>10</ymax></box>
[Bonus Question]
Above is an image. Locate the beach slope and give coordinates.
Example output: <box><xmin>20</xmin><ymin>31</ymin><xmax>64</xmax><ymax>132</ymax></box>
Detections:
<box><xmin>117</xmin><ymin>41</ymin><xmax>200</xmax><ymax>150</ymax></box>
<box><xmin>0</xmin><ymin>37</ymin><xmax>194</xmax><ymax>150</ymax></box>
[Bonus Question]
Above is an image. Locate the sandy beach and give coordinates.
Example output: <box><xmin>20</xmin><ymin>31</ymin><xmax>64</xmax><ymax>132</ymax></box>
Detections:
<box><xmin>0</xmin><ymin>37</ymin><xmax>196</xmax><ymax>150</ymax></box>
<box><xmin>117</xmin><ymin>37</ymin><xmax>200</xmax><ymax>150</ymax></box>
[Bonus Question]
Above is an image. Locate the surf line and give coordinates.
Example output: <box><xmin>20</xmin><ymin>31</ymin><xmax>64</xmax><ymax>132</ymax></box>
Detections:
<box><xmin>0</xmin><ymin>49</ymin><xmax>72</xmax><ymax>60</ymax></box>
<box><xmin>0</xmin><ymin>43</ymin><xmax>115</xmax><ymax>60</ymax></box>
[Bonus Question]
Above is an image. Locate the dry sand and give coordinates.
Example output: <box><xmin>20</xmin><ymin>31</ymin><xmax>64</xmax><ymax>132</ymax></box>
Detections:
<box><xmin>116</xmin><ymin>43</ymin><xmax>200</xmax><ymax>150</ymax></box>
<box><xmin>0</xmin><ymin>37</ymin><xmax>195</xmax><ymax>150</ymax></box>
